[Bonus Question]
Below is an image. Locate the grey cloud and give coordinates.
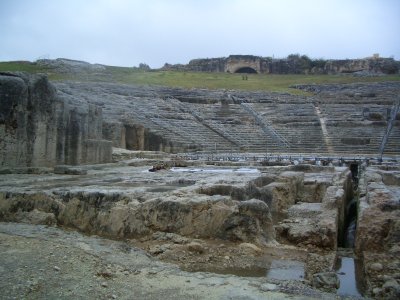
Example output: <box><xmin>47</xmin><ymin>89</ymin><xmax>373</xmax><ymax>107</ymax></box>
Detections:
<box><xmin>0</xmin><ymin>0</ymin><xmax>399</xmax><ymax>68</ymax></box>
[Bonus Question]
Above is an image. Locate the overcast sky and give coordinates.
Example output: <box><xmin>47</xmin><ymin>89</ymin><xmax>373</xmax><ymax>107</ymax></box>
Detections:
<box><xmin>1</xmin><ymin>0</ymin><xmax>399</xmax><ymax>68</ymax></box>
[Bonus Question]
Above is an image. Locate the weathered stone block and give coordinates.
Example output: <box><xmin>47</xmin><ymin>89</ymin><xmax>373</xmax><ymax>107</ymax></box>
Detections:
<box><xmin>0</xmin><ymin>72</ymin><xmax>112</xmax><ymax>168</ymax></box>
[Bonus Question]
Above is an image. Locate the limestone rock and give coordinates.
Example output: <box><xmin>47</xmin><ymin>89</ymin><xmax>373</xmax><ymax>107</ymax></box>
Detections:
<box><xmin>0</xmin><ymin>190</ymin><xmax>276</xmax><ymax>245</ymax></box>
<box><xmin>187</xmin><ymin>242</ymin><xmax>205</xmax><ymax>254</ymax></box>
<box><xmin>260</xmin><ymin>283</ymin><xmax>277</xmax><ymax>292</ymax></box>
<box><xmin>382</xmin><ymin>279</ymin><xmax>400</xmax><ymax>299</ymax></box>
<box><xmin>369</xmin><ymin>262</ymin><xmax>384</xmax><ymax>272</ymax></box>
<box><xmin>36</xmin><ymin>58</ymin><xmax>106</xmax><ymax>73</ymax></box>
<box><xmin>15</xmin><ymin>209</ymin><xmax>57</xmax><ymax>226</ymax></box>
<box><xmin>257</xmin><ymin>171</ymin><xmax>304</xmax><ymax>213</ymax></box>
<box><xmin>0</xmin><ymin>72</ymin><xmax>57</xmax><ymax>167</ymax></box>
<box><xmin>152</xmin><ymin>232</ymin><xmax>189</xmax><ymax>244</ymax></box>
<box><xmin>275</xmin><ymin>183</ymin><xmax>340</xmax><ymax>250</ymax></box>
<box><xmin>372</xmin><ymin>287</ymin><xmax>382</xmax><ymax>295</ymax></box>
<box><xmin>262</xmin><ymin>182</ymin><xmax>293</xmax><ymax>213</ymax></box>
<box><xmin>0</xmin><ymin>72</ymin><xmax>112</xmax><ymax>168</ymax></box>
<box><xmin>47</xmin><ymin>80</ymin><xmax>400</xmax><ymax>155</ymax></box>
<box><xmin>356</xmin><ymin>180</ymin><xmax>400</xmax><ymax>253</ymax></box>
<box><xmin>364</xmin><ymin>171</ymin><xmax>382</xmax><ymax>183</ymax></box>
<box><xmin>278</xmin><ymin>217</ymin><xmax>336</xmax><ymax>249</ymax></box>
<box><xmin>239</xmin><ymin>242</ymin><xmax>262</xmax><ymax>254</ymax></box>
<box><xmin>312</xmin><ymin>272</ymin><xmax>339</xmax><ymax>292</ymax></box>
<box><xmin>163</xmin><ymin>55</ymin><xmax>399</xmax><ymax>75</ymax></box>
<box><xmin>305</xmin><ymin>253</ymin><xmax>336</xmax><ymax>281</ymax></box>
<box><xmin>54</xmin><ymin>165</ymin><xmax>87</xmax><ymax>175</ymax></box>
<box><xmin>381</xmin><ymin>172</ymin><xmax>400</xmax><ymax>186</ymax></box>
<box><xmin>221</xmin><ymin>199</ymin><xmax>275</xmax><ymax>245</ymax></box>
<box><xmin>301</xmin><ymin>173</ymin><xmax>333</xmax><ymax>203</ymax></box>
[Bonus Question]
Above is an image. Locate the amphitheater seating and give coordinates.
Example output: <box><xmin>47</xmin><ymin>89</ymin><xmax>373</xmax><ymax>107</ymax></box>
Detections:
<box><xmin>55</xmin><ymin>82</ymin><xmax>400</xmax><ymax>157</ymax></box>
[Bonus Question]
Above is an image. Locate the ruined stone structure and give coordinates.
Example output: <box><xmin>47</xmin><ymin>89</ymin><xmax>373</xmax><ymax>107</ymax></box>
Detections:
<box><xmin>50</xmin><ymin>80</ymin><xmax>400</xmax><ymax>158</ymax></box>
<box><xmin>163</xmin><ymin>55</ymin><xmax>400</xmax><ymax>75</ymax></box>
<box><xmin>0</xmin><ymin>65</ymin><xmax>399</xmax><ymax>299</ymax></box>
<box><xmin>0</xmin><ymin>72</ymin><xmax>112</xmax><ymax>168</ymax></box>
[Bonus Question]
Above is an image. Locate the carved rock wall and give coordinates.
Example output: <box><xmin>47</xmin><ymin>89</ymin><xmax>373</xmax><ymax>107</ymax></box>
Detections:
<box><xmin>0</xmin><ymin>72</ymin><xmax>112</xmax><ymax>168</ymax></box>
<box><xmin>356</xmin><ymin>168</ymin><xmax>400</xmax><ymax>254</ymax></box>
<box><xmin>163</xmin><ymin>55</ymin><xmax>399</xmax><ymax>74</ymax></box>
<box><xmin>0</xmin><ymin>192</ymin><xmax>275</xmax><ymax>246</ymax></box>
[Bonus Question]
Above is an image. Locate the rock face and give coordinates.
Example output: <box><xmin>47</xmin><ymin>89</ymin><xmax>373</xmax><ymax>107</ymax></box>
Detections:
<box><xmin>52</xmin><ymin>80</ymin><xmax>400</xmax><ymax>155</ymax></box>
<box><xmin>5</xmin><ymin>193</ymin><xmax>272</xmax><ymax>244</ymax></box>
<box><xmin>355</xmin><ymin>166</ymin><xmax>400</xmax><ymax>299</ymax></box>
<box><xmin>356</xmin><ymin>167</ymin><xmax>400</xmax><ymax>254</ymax></box>
<box><xmin>312</xmin><ymin>272</ymin><xmax>340</xmax><ymax>292</ymax></box>
<box><xmin>274</xmin><ymin>168</ymin><xmax>352</xmax><ymax>250</ymax></box>
<box><xmin>36</xmin><ymin>58</ymin><xmax>106</xmax><ymax>73</ymax></box>
<box><xmin>0</xmin><ymin>72</ymin><xmax>112</xmax><ymax>168</ymax></box>
<box><xmin>0</xmin><ymin>162</ymin><xmax>351</xmax><ymax>250</ymax></box>
<box><xmin>162</xmin><ymin>55</ymin><xmax>399</xmax><ymax>74</ymax></box>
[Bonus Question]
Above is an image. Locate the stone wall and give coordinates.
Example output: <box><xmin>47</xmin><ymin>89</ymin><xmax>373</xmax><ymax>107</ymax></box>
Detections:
<box><xmin>225</xmin><ymin>55</ymin><xmax>263</xmax><ymax>73</ymax></box>
<box><xmin>101</xmin><ymin>122</ymin><xmax>189</xmax><ymax>153</ymax></box>
<box><xmin>0</xmin><ymin>72</ymin><xmax>112</xmax><ymax>168</ymax></box>
<box><xmin>356</xmin><ymin>167</ymin><xmax>400</xmax><ymax>254</ymax></box>
<box><xmin>162</xmin><ymin>55</ymin><xmax>399</xmax><ymax>75</ymax></box>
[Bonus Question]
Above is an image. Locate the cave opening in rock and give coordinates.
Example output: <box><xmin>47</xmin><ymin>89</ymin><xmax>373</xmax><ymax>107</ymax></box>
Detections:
<box><xmin>234</xmin><ymin>67</ymin><xmax>258</xmax><ymax>74</ymax></box>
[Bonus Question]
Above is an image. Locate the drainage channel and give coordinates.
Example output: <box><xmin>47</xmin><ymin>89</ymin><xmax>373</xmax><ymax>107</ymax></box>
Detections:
<box><xmin>335</xmin><ymin>162</ymin><xmax>365</xmax><ymax>297</ymax></box>
<box><xmin>335</xmin><ymin>249</ymin><xmax>366</xmax><ymax>297</ymax></box>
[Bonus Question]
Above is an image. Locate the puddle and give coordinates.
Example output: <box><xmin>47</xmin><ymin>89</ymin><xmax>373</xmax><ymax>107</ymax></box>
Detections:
<box><xmin>189</xmin><ymin>266</ymin><xmax>268</xmax><ymax>277</ymax></box>
<box><xmin>335</xmin><ymin>255</ymin><xmax>365</xmax><ymax>297</ymax></box>
<box><xmin>266</xmin><ymin>260</ymin><xmax>304</xmax><ymax>281</ymax></box>
<box><xmin>170</xmin><ymin>167</ymin><xmax>260</xmax><ymax>174</ymax></box>
<box><xmin>187</xmin><ymin>259</ymin><xmax>304</xmax><ymax>279</ymax></box>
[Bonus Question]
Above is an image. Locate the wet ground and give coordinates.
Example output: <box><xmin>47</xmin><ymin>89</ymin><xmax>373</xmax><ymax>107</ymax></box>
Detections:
<box><xmin>134</xmin><ymin>234</ymin><xmax>309</xmax><ymax>280</ymax></box>
<box><xmin>335</xmin><ymin>249</ymin><xmax>366</xmax><ymax>298</ymax></box>
<box><xmin>0</xmin><ymin>222</ymin><xmax>338</xmax><ymax>300</ymax></box>
<box><xmin>0</xmin><ymin>158</ymin><xmax>370</xmax><ymax>299</ymax></box>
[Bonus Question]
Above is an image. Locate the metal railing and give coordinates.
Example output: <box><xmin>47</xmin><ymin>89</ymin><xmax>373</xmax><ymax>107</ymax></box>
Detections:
<box><xmin>238</xmin><ymin>100</ymin><xmax>290</xmax><ymax>149</ymax></box>
<box><xmin>379</xmin><ymin>98</ymin><xmax>400</xmax><ymax>161</ymax></box>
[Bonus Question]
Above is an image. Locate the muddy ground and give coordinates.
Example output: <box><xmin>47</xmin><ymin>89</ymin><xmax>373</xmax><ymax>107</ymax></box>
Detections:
<box><xmin>0</xmin><ymin>222</ymin><xmax>344</xmax><ymax>300</ymax></box>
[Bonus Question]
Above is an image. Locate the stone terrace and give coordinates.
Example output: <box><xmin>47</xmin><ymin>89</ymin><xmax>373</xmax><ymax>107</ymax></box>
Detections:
<box><xmin>55</xmin><ymin>81</ymin><xmax>400</xmax><ymax>157</ymax></box>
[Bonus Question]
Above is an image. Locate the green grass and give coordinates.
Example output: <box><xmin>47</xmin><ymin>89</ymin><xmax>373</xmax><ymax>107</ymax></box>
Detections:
<box><xmin>0</xmin><ymin>61</ymin><xmax>48</xmax><ymax>73</ymax></box>
<box><xmin>1</xmin><ymin>61</ymin><xmax>400</xmax><ymax>95</ymax></box>
<box><xmin>106</xmin><ymin>67</ymin><xmax>400</xmax><ymax>95</ymax></box>
<box><xmin>0</xmin><ymin>61</ymin><xmax>66</xmax><ymax>80</ymax></box>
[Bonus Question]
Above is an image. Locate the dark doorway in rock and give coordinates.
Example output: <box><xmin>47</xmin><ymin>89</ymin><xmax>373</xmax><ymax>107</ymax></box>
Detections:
<box><xmin>234</xmin><ymin>67</ymin><xmax>257</xmax><ymax>74</ymax></box>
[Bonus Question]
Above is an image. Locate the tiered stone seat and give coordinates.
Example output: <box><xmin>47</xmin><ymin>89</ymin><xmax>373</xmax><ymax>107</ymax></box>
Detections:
<box><xmin>319</xmin><ymin>102</ymin><xmax>398</xmax><ymax>155</ymax></box>
<box><xmin>249</xmin><ymin>101</ymin><xmax>328</xmax><ymax>154</ymax></box>
<box><xmin>54</xmin><ymin>81</ymin><xmax>400</xmax><ymax>157</ymax></box>
<box><xmin>190</xmin><ymin>102</ymin><xmax>282</xmax><ymax>152</ymax></box>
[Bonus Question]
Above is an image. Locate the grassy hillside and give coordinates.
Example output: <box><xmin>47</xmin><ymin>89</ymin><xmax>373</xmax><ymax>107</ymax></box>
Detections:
<box><xmin>1</xmin><ymin>60</ymin><xmax>400</xmax><ymax>94</ymax></box>
<box><xmin>108</xmin><ymin>68</ymin><xmax>400</xmax><ymax>94</ymax></box>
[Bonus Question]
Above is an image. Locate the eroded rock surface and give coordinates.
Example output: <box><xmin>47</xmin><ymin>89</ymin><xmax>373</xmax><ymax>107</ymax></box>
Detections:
<box><xmin>1</xmin><ymin>148</ymin><xmax>399</xmax><ymax>298</ymax></box>
<box><xmin>0</xmin><ymin>72</ymin><xmax>112</xmax><ymax>168</ymax></box>
<box><xmin>163</xmin><ymin>54</ymin><xmax>399</xmax><ymax>75</ymax></box>
<box><xmin>0</xmin><ymin>160</ymin><xmax>277</xmax><ymax>245</ymax></box>
<box><xmin>355</xmin><ymin>166</ymin><xmax>400</xmax><ymax>299</ymax></box>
